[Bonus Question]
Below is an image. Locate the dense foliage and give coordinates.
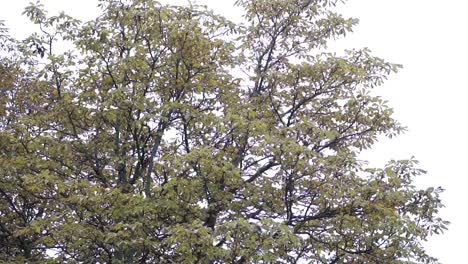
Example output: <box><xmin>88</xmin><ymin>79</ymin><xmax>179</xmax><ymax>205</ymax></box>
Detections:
<box><xmin>0</xmin><ymin>0</ymin><xmax>447</xmax><ymax>263</ymax></box>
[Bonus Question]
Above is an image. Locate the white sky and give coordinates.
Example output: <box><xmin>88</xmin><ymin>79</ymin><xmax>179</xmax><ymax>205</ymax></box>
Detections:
<box><xmin>1</xmin><ymin>0</ymin><xmax>467</xmax><ymax>263</ymax></box>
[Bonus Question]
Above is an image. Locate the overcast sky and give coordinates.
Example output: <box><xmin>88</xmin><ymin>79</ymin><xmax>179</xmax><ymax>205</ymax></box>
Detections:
<box><xmin>1</xmin><ymin>1</ymin><xmax>467</xmax><ymax>263</ymax></box>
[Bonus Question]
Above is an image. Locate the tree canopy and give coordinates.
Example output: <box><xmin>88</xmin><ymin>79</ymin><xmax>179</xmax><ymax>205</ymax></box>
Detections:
<box><xmin>0</xmin><ymin>0</ymin><xmax>447</xmax><ymax>263</ymax></box>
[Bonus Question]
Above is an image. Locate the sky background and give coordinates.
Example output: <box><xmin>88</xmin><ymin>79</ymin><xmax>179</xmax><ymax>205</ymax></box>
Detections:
<box><xmin>1</xmin><ymin>0</ymin><xmax>467</xmax><ymax>263</ymax></box>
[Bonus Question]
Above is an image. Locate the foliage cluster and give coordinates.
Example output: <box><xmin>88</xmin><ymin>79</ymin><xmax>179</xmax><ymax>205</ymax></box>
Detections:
<box><xmin>0</xmin><ymin>0</ymin><xmax>446</xmax><ymax>263</ymax></box>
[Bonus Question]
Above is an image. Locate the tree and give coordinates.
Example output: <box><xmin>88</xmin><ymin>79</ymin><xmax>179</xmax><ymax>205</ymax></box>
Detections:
<box><xmin>0</xmin><ymin>0</ymin><xmax>447</xmax><ymax>263</ymax></box>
